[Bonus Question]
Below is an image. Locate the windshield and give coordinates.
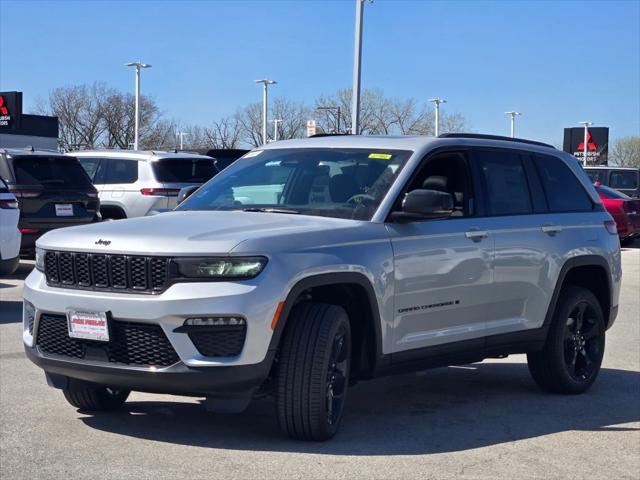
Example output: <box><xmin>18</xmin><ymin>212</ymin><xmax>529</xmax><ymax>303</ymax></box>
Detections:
<box><xmin>152</xmin><ymin>158</ymin><xmax>217</xmax><ymax>183</ymax></box>
<box><xmin>177</xmin><ymin>148</ymin><xmax>413</xmax><ymax>220</ymax></box>
<box><xmin>11</xmin><ymin>156</ymin><xmax>94</xmax><ymax>190</ymax></box>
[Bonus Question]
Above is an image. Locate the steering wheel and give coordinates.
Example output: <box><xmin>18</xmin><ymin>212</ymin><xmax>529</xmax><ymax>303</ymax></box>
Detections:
<box><xmin>346</xmin><ymin>194</ymin><xmax>376</xmax><ymax>206</ymax></box>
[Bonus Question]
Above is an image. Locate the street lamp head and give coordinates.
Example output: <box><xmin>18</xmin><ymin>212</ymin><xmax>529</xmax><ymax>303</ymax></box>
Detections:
<box><xmin>255</xmin><ymin>79</ymin><xmax>277</xmax><ymax>85</ymax></box>
<box><xmin>429</xmin><ymin>98</ymin><xmax>447</xmax><ymax>104</ymax></box>
<box><xmin>505</xmin><ymin>111</ymin><xmax>522</xmax><ymax>116</ymax></box>
<box><xmin>579</xmin><ymin>121</ymin><xmax>593</xmax><ymax>126</ymax></box>
<box><xmin>125</xmin><ymin>62</ymin><xmax>152</xmax><ymax>68</ymax></box>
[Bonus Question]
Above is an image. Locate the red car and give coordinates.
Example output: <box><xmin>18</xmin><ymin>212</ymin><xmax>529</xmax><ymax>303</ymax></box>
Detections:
<box><xmin>595</xmin><ymin>182</ymin><xmax>640</xmax><ymax>245</ymax></box>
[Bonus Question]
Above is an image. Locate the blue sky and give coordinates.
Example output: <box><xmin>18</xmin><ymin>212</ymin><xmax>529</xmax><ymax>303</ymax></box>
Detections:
<box><xmin>1</xmin><ymin>0</ymin><xmax>638</xmax><ymax>145</ymax></box>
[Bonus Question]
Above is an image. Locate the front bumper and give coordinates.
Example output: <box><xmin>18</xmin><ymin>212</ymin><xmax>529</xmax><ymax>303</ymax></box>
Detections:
<box><xmin>24</xmin><ymin>344</ymin><xmax>272</xmax><ymax>396</ymax></box>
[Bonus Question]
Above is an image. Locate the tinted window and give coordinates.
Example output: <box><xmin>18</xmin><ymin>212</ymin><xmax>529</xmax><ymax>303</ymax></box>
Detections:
<box><xmin>535</xmin><ymin>155</ymin><xmax>592</xmax><ymax>212</ymax></box>
<box><xmin>178</xmin><ymin>148</ymin><xmax>412</xmax><ymax>221</ymax></box>
<box><xmin>152</xmin><ymin>158</ymin><xmax>217</xmax><ymax>183</ymax></box>
<box><xmin>477</xmin><ymin>150</ymin><xmax>532</xmax><ymax>215</ymax></box>
<box><xmin>0</xmin><ymin>177</ymin><xmax>7</xmax><ymax>191</ymax></box>
<box><xmin>103</xmin><ymin>158</ymin><xmax>137</xmax><ymax>184</ymax></box>
<box><xmin>78</xmin><ymin>157</ymin><xmax>101</xmax><ymax>181</ymax></box>
<box><xmin>609</xmin><ymin>170</ymin><xmax>638</xmax><ymax>189</ymax></box>
<box><xmin>11</xmin><ymin>156</ymin><xmax>94</xmax><ymax>190</ymax></box>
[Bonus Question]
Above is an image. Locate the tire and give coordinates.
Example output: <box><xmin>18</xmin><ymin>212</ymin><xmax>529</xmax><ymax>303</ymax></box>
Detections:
<box><xmin>620</xmin><ymin>237</ymin><xmax>635</xmax><ymax>247</ymax></box>
<box><xmin>63</xmin><ymin>386</ymin><xmax>130</xmax><ymax>411</ymax></box>
<box><xmin>276</xmin><ymin>302</ymin><xmax>351</xmax><ymax>441</ymax></box>
<box><xmin>527</xmin><ymin>286</ymin><xmax>605</xmax><ymax>394</ymax></box>
<box><xmin>0</xmin><ymin>257</ymin><xmax>19</xmax><ymax>277</ymax></box>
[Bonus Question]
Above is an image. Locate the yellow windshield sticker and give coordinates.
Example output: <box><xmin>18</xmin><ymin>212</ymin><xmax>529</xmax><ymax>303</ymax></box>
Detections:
<box><xmin>368</xmin><ymin>153</ymin><xmax>393</xmax><ymax>160</ymax></box>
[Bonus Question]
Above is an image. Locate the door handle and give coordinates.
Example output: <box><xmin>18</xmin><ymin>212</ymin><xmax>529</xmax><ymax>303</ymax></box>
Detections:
<box><xmin>465</xmin><ymin>230</ymin><xmax>489</xmax><ymax>241</ymax></box>
<box><xmin>542</xmin><ymin>224</ymin><xmax>562</xmax><ymax>235</ymax></box>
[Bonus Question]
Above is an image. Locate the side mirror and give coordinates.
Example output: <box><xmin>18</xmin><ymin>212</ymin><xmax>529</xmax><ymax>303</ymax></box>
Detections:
<box><xmin>391</xmin><ymin>189</ymin><xmax>453</xmax><ymax>222</ymax></box>
<box><xmin>177</xmin><ymin>185</ymin><xmax>200</xmax><ymax>204</ymax></box>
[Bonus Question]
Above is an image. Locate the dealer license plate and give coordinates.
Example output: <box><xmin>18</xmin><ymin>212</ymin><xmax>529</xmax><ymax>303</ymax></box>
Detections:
<box><xmin>55</xmin><ymin>204</ymin><xmax>74</xmax><ymax>216</ymax></box>
<box><xmin>67</xmin><ymin>310</ymin><xmax>110</xmax><ymax>342</ymax></box>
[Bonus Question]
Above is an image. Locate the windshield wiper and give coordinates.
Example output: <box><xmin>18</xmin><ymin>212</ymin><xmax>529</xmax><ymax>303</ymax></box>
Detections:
<box><xmin>242</xmin><ymin>207</ymin><xmax>300</xmax><ymax>214</ymax></box>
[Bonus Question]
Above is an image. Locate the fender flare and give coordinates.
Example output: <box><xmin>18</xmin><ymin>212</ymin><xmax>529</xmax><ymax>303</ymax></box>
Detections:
<box><xmin>267</xmin><ymin>272</ymin><xmax>384</xmax><ymax>371</ymax></box>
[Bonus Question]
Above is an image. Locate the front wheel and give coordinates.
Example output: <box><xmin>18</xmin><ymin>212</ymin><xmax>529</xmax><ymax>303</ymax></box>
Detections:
<box><xmin>276</xmin><ymin>302</ymin><xmax>351</xmax><ymax>441</ymax></box>
<box><xmin>527</xmin><ymin>286</ymin><xmax>605</xmax><ymax>394</ymax></box>
<box><xmin>63</xmin><ymin>386</ymin><xmax>130</xmax><ymax>411</ymax></box>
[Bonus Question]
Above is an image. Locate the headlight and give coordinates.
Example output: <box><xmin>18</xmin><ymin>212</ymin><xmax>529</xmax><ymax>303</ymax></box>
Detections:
<box><xmin>35</xmin><ymin>248</ymin><xmax>45</xmax><ymax>272</ymax></box>
<box><xmin>173</xmin><ymin>257</ymin><xmax>267</xmax><ymax>279</ymax></box>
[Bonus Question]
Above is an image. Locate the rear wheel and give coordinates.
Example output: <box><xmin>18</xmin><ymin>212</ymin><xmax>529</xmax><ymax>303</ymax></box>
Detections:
<box><xmin>527</xmin><ymin>286</ymin><xmax>605</xmax><ymax>394</ymax></box>
<box><xmin>276</xmin><ymin>302</ymin><xmax>351</xmax><ymax>441</ymax></box>
<box><xmin>0</xmin><ymin>257</ymin><xmax>19</xmax><ymax>277</ymax></box>
<box><xmin>63</xmin><ymin>386</ymin><xmax>130</xmax><ymax>411</ymax></box>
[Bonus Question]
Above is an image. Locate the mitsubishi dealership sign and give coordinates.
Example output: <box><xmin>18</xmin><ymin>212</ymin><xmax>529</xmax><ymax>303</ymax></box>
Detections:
<box><xmin>0</xmin><ymin>91</ymin><xmax>22</xmax><ymax>129</ymax></box>
<box><xmin>563</xmin><ymin>127</ymin><xmax>609</xmax><ymax>165</ymax></box>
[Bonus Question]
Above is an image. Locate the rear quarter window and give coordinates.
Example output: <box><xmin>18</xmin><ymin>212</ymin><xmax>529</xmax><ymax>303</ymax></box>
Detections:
<box><xmin>476</xmin><ymin>150</ymin><xmax>532</xmax><ymax>216</ymax></box>
<box><xmin>534</xmin><ymin>155</ymin><xmax>593</xmax><ymax>212</ymax></box>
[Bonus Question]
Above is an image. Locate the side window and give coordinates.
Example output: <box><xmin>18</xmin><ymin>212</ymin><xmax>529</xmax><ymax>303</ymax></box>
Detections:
<box><xmin>534</xmin><ymin>154</ymin><xmax>593</xmax><ymax>212</ymax></box>
<box><xmin>609</xmin><ymin>170</ymin><xmax>638</xmax><ymax>190</ymax></box>
<box><xmin>584</xmin><ymin>169</ymin><xmax>607</xmax><ymax>184</ymax></box>
<box><xmin>405</xmin><ymin>151</ymin><xmax>473</xmax><ymax>217</ymax></box>
<box><xmin>103</xmin><ymin>159</ymin><xmax>138</xmax><ymax>184</ymax></box>
<box><xmin>476</xmin><ymin>150</ymin><xmax>532</xmax><ymax>216</ymax></box>
<box><xmin>78</xmin><ymin>158</ymin><xmax>101</xmax><ymax>181</ymax></box>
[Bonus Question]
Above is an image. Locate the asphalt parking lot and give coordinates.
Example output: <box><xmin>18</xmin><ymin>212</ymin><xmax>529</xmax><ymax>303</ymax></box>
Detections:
<box><xmin>1</xmin><ymin>246</ymin><xmax>638</xmax><ymax>480</ymax></box>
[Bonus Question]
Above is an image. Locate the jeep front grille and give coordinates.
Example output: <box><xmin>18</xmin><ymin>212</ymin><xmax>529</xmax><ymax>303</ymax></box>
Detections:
<box><xmin>44</xmin><ymin>251</ymin><xmax>170</xmax><ymax>294</ymax></box>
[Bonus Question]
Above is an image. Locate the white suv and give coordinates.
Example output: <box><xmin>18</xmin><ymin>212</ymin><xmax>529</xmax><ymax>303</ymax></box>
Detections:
<box><xmin>26</xmin><ymin>134</ymin><xmax>621</xmax><ymax>440</ymax></box>
<box><xmin>0</xmin><ymin>177</ymin><xmax>20</xmax><ymax>276</ymax></box>
<box><xmin>71</xmin><ymin>150</ymin><xmax>217</xmax><ymax>219</ymax></box>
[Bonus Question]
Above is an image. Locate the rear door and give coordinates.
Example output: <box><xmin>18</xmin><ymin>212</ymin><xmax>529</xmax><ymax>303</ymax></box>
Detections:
<box><xmin>473</xmin><ymin>148</ymin><xmax>556</xmax><ymax>339</ymax></box>
<box><xmin>151</xmin><ymin>157</ymin><xmax>217</xmax><ymax>208</ymax></box>
<box><xmin>8</xmin><ymin>155</ymin><xmax>99</xmax><ymax>229</ymax></box>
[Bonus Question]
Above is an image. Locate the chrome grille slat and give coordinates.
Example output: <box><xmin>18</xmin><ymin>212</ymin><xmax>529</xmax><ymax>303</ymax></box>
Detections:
<box><xmin>43</xmin><ymin>251</ymin><xmax>170</xmax><ymax>294</ymax></box>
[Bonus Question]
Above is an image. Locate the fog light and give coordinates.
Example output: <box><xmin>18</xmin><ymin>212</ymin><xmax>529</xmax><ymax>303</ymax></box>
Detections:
<box><xmin>184</xmin><ymin>317</ymin><xmax>246</xmax><ymax>327</ymax></box>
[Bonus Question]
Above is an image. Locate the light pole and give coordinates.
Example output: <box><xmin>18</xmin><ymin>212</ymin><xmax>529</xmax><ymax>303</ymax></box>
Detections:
<box><xmin>125</xmin><ymin>61</ymin><xmax>152</xmax><ymax>150</ymax></box>
<box><xmin>505</xmin><ymin>111</ymin><xmax>522</xmax><ymax>138</ymax></box>
<box><xmin>255</xmin><ymin>79</ymin><xmax>277</xmax><ymax>145</ymax></box>
<box><xmin>273</xmin><ymin>119</ymin><xmax>282</xmax><ymax>142</ymax></box>
<box><xmin>579</xmin><ymin>121</ymin><xmax>593</xmax><ymax>165</ymax></box>
<box><xmin>176</xmin><ymin>131</ymin><xmax>189</xmax><ymax>150</ymax></box>
<box><xmin>351</xmin><ymin>0</ymin><xmax>370</xmax><ymax>135</ymax></box>
<box><xmin>429</xmin><ymin>98</ymin><xmax>447</xmax><ymax>136</ymax></box>
<box><xmin>316</xmin><ymin>106</ymin><xmax>342</xmax><ymax>133</ymax></box>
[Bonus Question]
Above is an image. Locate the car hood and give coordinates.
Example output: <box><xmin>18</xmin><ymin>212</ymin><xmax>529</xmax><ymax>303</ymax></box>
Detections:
<box><xmin>36</xmin><ymin>210</ymin><xmax>377</xmax><ymax>256</ymax></box>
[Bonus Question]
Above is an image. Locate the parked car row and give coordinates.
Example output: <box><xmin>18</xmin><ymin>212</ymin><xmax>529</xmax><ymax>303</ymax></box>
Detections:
<box><xmin>584</xmin><ymin>166</ymin><xmax>639</xmax><ymax>198</ymax></box>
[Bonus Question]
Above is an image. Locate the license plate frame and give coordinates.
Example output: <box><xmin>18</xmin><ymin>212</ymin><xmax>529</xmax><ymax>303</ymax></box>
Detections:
<box><xmin>66</xmin><ymin>310</ymin><xmax>110</xmax><ymax>342</ymax></box>
<box><xmin>55</xmin><ymin>204</ymin><xmax>74</xmax><ymax>217</ymax></box>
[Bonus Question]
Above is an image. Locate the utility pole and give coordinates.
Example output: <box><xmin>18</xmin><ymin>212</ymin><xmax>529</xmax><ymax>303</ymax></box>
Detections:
<box><xmin>429</xmin><ymin>98</ymin><xmax>447</xmax><ymax>136</ymax></box>
<box><xmin>255</xmin><ymin>79</ymin><xmax>277</xmax><ymax>145</ymax></box>
<box><xmin>273</xmin><ymin>119</ymin><xmax>282</xmax><ymax>142</ymax></box>
<box><xmin>505</xmin><ymin>111</ymin><xmax>522</xmax><ymax>138</ymax></box>
<box><xmin>125</xmin><ymin>61</ymin><xmax>152</xmax><ymax>150</ymax></box>
<box><xmin>579</xmin><ymin>121</ymin><xmax>593</xmax><ymax>165</ymax></box>
<box><xmin>351</xmin><ymin>0</ymin><xmax>367</xmax><ymax>135</ymax></box>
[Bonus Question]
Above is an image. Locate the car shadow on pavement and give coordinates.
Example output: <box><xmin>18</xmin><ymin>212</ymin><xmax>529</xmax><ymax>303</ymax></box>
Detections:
<box><xmin>0</xmin><ymin>261</ymin><xmax>34</xmax><ymax>286</ymax></box>
<box><xmin>79</xmin><ymin>362</ymin><xmax>640</xmax><ymax>455</ymax></box>
<box><xmin>0</xmin><ymin>301</ymin><xmax>22</xmax><ymax>324</ymax></box>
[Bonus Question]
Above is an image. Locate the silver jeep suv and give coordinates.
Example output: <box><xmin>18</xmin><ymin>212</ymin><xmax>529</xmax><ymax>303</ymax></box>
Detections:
<box><xmin>24</xmin><ymin>134</ymin><xmax>621</xmax><ymax>440</ymax></box>
<box><xmin>71</xmin><ymin>150</ymin><xmax>217</xmax><ymax>219</ymax></box>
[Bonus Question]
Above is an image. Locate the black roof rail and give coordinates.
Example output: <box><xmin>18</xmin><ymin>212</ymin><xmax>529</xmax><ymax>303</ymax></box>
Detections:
<box><xmin>438</xmin><ymin>133</ymin><xmax>555</xmax><ymax>149</ymax></box>
<box><xmin>309</xmin><ymin>133</ymin><xmax>353</xmax><ymax>138</ymax></box>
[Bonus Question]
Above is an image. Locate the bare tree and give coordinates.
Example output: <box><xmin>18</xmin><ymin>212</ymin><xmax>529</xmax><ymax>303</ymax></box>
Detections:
<box><xmin>102</xmin><ymin>92</ymin><xmax>161</xmax><ymax>149</ymax></box>
<box><xmin>206</xmin><ymin>117</ymin><xmax>243</xmax><ymax>149</ymax></box>
<box><xmin>611</xmin><ymin>137</ymin><xmax>640</xmax><ymax>167</ymax></box>
<box><xmin>37</xmin><ymin>83</ymin><xmax>109</xmax><ymax>150</ymax></box>
<box><xmin>439</xmin><ymin>111</ymin><xmax>471</xmax><ymax>134</ymax></box>
<box><xmin>271</xmin><ymin>98</ymin><xmax>312</xmax><ymax>141</ymax></box>
<box><xmin>236</xmin><ymin>102</ymin><xmax>264</xmax><ymax>147</ymax></box>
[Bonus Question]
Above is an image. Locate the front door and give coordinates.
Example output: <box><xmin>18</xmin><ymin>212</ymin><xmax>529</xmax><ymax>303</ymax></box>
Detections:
<box><xmin>386</xmin><ymin>150</ymin><xmax>495</xmax><ymax>353</ymax></box>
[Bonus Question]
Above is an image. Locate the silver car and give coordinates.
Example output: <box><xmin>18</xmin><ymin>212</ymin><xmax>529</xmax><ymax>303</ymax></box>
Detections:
<box><xmin>71</xmin><ymin>150</ymin><xmax>217</xmax><ymax>219</ymax></box>
<box><xmin>25</xmin><ymin>134</ymin><xmax>621</xmax><ymax>440</ymax></box>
